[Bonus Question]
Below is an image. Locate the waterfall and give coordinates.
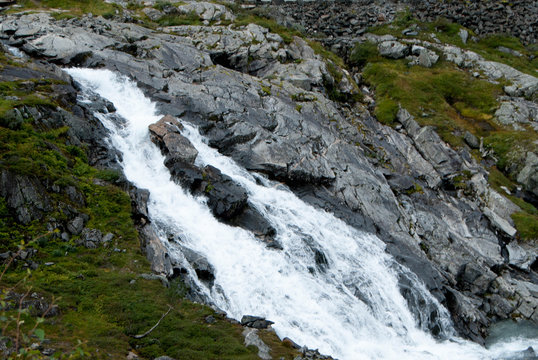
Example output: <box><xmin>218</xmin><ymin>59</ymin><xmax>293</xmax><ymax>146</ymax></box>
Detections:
<box><xmin>67</xmin><ymin>68</ymin><xmax>538</xmax><ymax>360</ymax></box>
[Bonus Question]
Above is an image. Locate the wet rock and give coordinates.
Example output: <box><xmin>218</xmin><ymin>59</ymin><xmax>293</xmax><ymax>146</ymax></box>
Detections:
<box><xmin>201</xmin><ymin>165</ymin><xmax>248</xmax><ymax>220</ymax></box>
<box><xmin>149</xmin><ymin>115</ymin><xmax>198</xmax><ymax>166</ymax></box>
<box><xmin>241</xmin><ymin>315</ymin><xmax>274</xmax><ymax>329</ymax></box>
<box><xmin>180</xmin><ymin>247</ymin><xmax>215</xmax><ymax>285</ymax></box>
<box><xmin>228</xmin><ymin>205</ymin><xmax>277</xmax><ymax>247</ymax></box>
<box><xmin>138</xmin><ymin>224</ymin><xmax>173</xmax><ymax>277</ymax></box>
<box><xmin>129</xmin><ymin>187</ymin><xmax>150</xmax><ymax>225</ymax></box>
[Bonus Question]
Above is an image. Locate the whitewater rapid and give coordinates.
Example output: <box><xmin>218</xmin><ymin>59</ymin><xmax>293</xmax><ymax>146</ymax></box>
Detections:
<box><xmin>67</xmin><ymin>68</ymin><xmax>537</xmax><ymax>360</ymax></box>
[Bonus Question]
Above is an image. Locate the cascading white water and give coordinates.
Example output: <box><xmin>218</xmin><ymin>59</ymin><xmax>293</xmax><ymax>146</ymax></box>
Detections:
<box><xmin>67</xmin><ymin>68</ymin><xmax>538</xmax><ymax>360</ymax></box>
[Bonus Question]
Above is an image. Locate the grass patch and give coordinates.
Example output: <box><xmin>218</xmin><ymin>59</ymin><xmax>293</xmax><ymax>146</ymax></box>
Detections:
<box><xmin>156</xmin><ymin>10</ymin><xmax>203</xmax><ymax>27</ymax></box>
<box><xmin>511</xmin><ymin>212</ymin><xmax>538</xmax><ymax>241</ymax></box>
<box><xmin>349</xmin><ymin>41</ymin><xmax>379</xmax><ymax>68</ymax></box>
<box><xmin>362</xmin><ymin>59</ymin><xmax>501</xmax><ymax>145</ymax></box>
<box><xmin>13</xmin><ymin>0</ymin><xmax>120</xmax><ymax>17</ymax></box>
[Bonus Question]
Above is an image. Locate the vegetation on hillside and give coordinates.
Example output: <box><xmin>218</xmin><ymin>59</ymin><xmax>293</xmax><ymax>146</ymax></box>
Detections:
<box><xmin>350</xmin><ymin>13</ymin><xmax>538</xmax><ymax>240</ymax></box>
<box><xmin>0</xmin><ymin>51</ymin><xmax>299</xmax><ymax>359</ymax></box>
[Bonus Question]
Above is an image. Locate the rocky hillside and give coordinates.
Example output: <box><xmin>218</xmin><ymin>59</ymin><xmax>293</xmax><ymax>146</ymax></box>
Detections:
<box><xmin>0</xmin><ymin>0</ymin><xmax>537</xmax><ymax>358</ymax></box>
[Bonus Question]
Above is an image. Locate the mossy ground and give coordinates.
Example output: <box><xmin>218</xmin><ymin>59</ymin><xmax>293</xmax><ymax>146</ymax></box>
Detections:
<box><xmin>10</xmin><ymin>0</ymin><xmax>120</xmax><ymax>18</ymax></box>
<box><xmin>0</xmin><ymin>51</ymin><xmax>299</xmax><ymax>359</ymax></box>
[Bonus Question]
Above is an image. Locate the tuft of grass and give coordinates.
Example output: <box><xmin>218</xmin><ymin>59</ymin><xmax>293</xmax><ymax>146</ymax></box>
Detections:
<box><xmin>511</xmin><ymin>212</ymin><xmax>538</xmax><ymax>241</ymax></box>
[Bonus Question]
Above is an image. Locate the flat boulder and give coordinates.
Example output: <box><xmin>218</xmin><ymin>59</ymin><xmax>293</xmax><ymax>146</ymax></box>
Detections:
<box><xmin>149</xmin><ymin>115</ymin><xmax>198</xmax><ymax>165</ymax></box>
<box><xmin>241</xmin><ymin>315</ymin><xmax>274</xmax><ymax>329</ymax></box>
<box><xmin>378</xmin><ymin>41</ymin><xmax>409</xmax><ymax>59</ymax></box>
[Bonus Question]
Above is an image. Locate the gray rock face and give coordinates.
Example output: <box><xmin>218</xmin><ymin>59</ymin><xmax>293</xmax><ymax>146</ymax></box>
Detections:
<box><xmin>495</xmin><ymin>98</ymin><xmax>538</xmax><ymax>130</ymax></box>
<box><xmin>378</xmin><ymin>40</ymin><xmax>409</xmax><ymax>59</ymax></box>
<box><xmin>0</xmin><ymin>170</ymin><xmax>52</xmax><ymax>224</ymax></box>
<box><xmin>177</xmin><ymin>1</ymin><xmax>235</xmax><ymax>22</ymax></box>
<box><xmin>77</xmin><ymin>228</ymin><xmax>103</xmax><ymax>248</ymax></box>
<box><xmin>243</xmin><ymin>328</ymin><xmax>271</xmax><ymax>360</ymax></box>
<box><xmin>517</xmin><ymin>151</ymin><xmax>538</xmax><ymax>197</ymax></box>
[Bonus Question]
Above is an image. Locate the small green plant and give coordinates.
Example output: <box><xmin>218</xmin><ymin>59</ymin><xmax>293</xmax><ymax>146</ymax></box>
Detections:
<box><xmin>260</xmin><ymin>84</ymin><xmax>271</xmax><ymax>96</ymax></box>
<box><xmin>349</xmin><ymin>41</ymin><xmax>379</xmax><ymax>68</ymax></box>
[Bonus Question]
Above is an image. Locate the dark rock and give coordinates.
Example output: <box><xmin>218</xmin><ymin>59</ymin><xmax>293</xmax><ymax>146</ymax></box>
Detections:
<box><xmin>385</xmin><ymin>174</ymin><xmax>415</xmax><ymax>193</ymax></box>
<box><xmin>130</xmin><ymin>187</ymin><xmax>150</xmax><ymax>225</ymax></box>
<box><xmin>463</xmin><ymin>131</ymin><xmax>480</xmax><ymax>149</ymax></box>
<box><xmin>67</xmin><ymin>215</ymin><xmax>87</xmax><ymax>235</ymax></box>
<box><xmin>241</xmin><ymin>315</ymin><xmax>274</xmax><ymax>329</ymax></box>
<box><xmin>180</xmin><ymin>247</ymin><xmax>215</xmax><ymax>285</ymax></box>
<box><xmin>205</xmin><ymin>315</ymin><xmax>216</xmax><ymax>324</ymax></box>
<box><xmin>201</xmin><ymin>165</ymin><xmax>248</xmax><ymax>220</ymax></box>
<box><xmin>228</xmin><ymin>205</ymin><xmax>277</xmax><ymax>247</ymax></box>
<box><xmin>0</xmin><ymin>170</ymin><xmax>52</xmax><ymax>225</ymax></box>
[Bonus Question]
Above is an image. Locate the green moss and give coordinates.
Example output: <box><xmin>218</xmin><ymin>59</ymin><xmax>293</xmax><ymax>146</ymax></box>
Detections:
<box><xmin>349</xmin><ymin>41</ymin><xmax>379</xmax><ymax>68</ymax></box>
<box><xmin>260</xmin><ymin>84</ymin><xmax>272</xmax><ymax>96</ymax></box>
<box><xmin>363</xmin><ymin>59</ymin><xmax>501</xmax><ymax>146</ymax></box>
<box><xmin>511</xmin><ymin>212</ymin><xmax>538</xmax><ymax>241</ymax></box>
<box><xmin>374</xmin><ymin>98</ymin><xmax>399</xmax><ymax>125</ymax></box>
<box><xmin>157</xmin><ymin>11</ymin><xmax>203</xmax><ymax>27</ymax></box>
<box><xmin>405</xmin><ymin>183</ymin><xmax>424</xmax><ymax>195</ymax></box>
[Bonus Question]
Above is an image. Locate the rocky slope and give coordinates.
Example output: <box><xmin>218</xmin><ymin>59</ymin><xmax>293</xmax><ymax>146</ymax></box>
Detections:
<box><xmin>0</xmin><ymin>0</ymin><xmax>537</xmax><ymax>356</ymax></box>
<box><xmin>269</xmin><ymin>0</ymin><xmax>537</xmax><ymax>45</ymax></box>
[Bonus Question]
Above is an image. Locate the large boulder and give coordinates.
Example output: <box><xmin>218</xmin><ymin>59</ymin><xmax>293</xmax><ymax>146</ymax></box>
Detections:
<box><xmin>149</xmin><ymin>115</ymin><xmax>199</xmax><ymax>166</ymax></box>
<box><xmin>378</xmin><ymin>40</ymin><xmax>409</xmax><ymax>59</ymax></box>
